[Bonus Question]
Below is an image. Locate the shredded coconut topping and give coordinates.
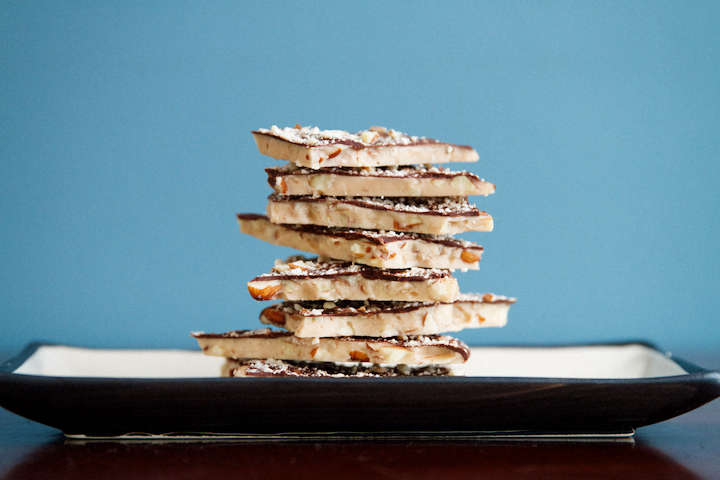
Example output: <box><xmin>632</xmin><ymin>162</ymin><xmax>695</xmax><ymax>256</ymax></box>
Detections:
<box><xmin>257</xmin><ymin>125</ymin><xmax>428</xmax><ymax>147</ymax></box>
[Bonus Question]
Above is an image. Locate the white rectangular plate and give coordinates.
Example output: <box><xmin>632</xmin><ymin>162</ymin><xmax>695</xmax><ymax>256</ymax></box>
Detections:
<box><xmin>1</xmin><ymin>342</ymin><xmax>718</xmax><ymax>439</ymax></box>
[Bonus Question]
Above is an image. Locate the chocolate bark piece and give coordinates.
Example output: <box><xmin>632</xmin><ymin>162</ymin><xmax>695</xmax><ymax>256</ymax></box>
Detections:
<box><xmin>252</xmin><ymin>126</ymin><xmax>479</xmax><ymax>169</ymax></box>
<box><xmin>193</xmin><ymin>329</ymin><xmax>470</xmax><ymax>365</ymax></box>
<box><xmin>266</xmin><ymin>164</ymin><xmax>495</xmax><ymax>197</ymax></box>
<box><xmin>259</xmin><ymin>293</ymin><xmax>515</xmax><ymax>338</ymax></box>
<box><xmin>222</xmin><ymin>358</ymin><xmax>459</xmax><ymax>377</ymax></box>
<box><xmin>266</xmin><ymin>194</ymin><xmax>493</xmax><ymax>235</ymax></box>
<box><xmin>248</xmin><ymin>256</ymin><xmax>458</xmax><ymax>302</ymax></box>
<box><xmin>237</xmin><ymin>214</ymin><xmax>483</xmax><ymax>270</ymax></box>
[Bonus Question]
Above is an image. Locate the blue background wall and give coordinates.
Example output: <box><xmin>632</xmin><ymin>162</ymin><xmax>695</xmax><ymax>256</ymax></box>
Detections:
<box><xmin>1</xmin><ymin>1</ymin><xmax>718</xmax><ymax>352</ymax></box>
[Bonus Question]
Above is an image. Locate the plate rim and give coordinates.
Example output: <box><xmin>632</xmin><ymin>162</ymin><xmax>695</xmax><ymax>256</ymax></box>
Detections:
<box><xmin>1</xmin><ymin>340</ymin><xmax>718</xmax><ymax>384</ymax></box>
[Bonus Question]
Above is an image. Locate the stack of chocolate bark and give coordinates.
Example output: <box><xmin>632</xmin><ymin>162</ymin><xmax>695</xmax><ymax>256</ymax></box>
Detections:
<box><xmin>193</xmin><ymin>125</ymin><xmax>515</xmax><ymax>377</ymax></box>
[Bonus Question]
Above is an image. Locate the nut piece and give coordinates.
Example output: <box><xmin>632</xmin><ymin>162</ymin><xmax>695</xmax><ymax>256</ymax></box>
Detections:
<box><xmin>361</xmin><ymin>130</ymin><xmax>380</xmax><ymax>144</ymax></box>
<box><xmin>461</xmin><ymin>251</ymin><xmax>480</xmax><ymax>263</ymax></box>
<box><xmin>349</xmin><ymin>350</ymin><xmax>370</xmax><ymax>362</ymax></box>
<box><xmin>248</xmin><ymin>283</ymin><xmax>282</xmax><ymax>300</ymax></box>
<box><xmin>260</xmin><ymin>306</ymin><xmax>286</xmax><ymax>326</ymax></box>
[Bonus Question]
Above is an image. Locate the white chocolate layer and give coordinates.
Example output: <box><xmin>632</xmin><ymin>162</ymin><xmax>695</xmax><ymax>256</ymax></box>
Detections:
<box><xmin>237</xmin><ymin>214</ymin><xmax>483</xmax><ymax>270</ymax></box>
<box><xmin>259</xmin><ymin>293</ymin><xmax>514</xmax><ymax>338</ymax></box>
<box><xmin>266</xmin><ymin>165</ymin><xmax>495</xmax><ymax>197</ymax></box>
<box><xmin>248</xmin><ymin>257</ymin><xmax>458</xmax><ymax>302</ymax></box>
<box><xmin>252</xmin><ymin>126</ymin><xmax>479</xmax><ymax>169</ymax></box>
<box><xmin>193</xmin><ymin>329</ymin><xmax>469</xmax><ymax>365</ymax></box>
<box><xmin>266</xmin><ymin>195</ymin><xmax>493</xmax><ymax>235</ymax></box>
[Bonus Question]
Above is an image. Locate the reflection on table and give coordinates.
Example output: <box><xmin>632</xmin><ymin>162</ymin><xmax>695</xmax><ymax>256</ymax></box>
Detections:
<box><xmin>0</xmin><ymin>436</ymin><xmax>705</xmax><ymax>480</ymax></box>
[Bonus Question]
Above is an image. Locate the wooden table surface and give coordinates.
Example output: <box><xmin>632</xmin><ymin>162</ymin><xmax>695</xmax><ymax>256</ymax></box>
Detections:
<box><xmin>1</xmin><ymin>350</ymin><xmax>718</xmax><ymax>480</ymax></box>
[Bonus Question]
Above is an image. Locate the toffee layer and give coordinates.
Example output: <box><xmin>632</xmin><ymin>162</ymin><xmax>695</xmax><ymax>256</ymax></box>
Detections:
<box><xmin>253</xmin><ymin>126</ymin><xmax>479</xmax><ymax>169</ymax></box>
<box><xmin>248</xmin><ymin>256</ymin><xmax>458</xmax><ymax>302</ymax></box>
<box><xmin>259</xmin><ymin>293</ymin><xmax>515</xmax><ymax>338</ymax></box>
<box><xmin>237</xmin><ymin>214</ymin><xmax>483</xmax><ymax>270</ymax></box>
<box><xmin>193</xmin><ymin>329</ymin><xmax>469</xmax><ymax>365</ymax></box>
<box><xmin>266</xmin><ymin>164</ymin><xmax>495</xmax><ymax>197</ymax></box>
<box><xmin>266</xmin><ymin>194</ymin><xmax>493</xmax><ymax>235</ymax></box>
